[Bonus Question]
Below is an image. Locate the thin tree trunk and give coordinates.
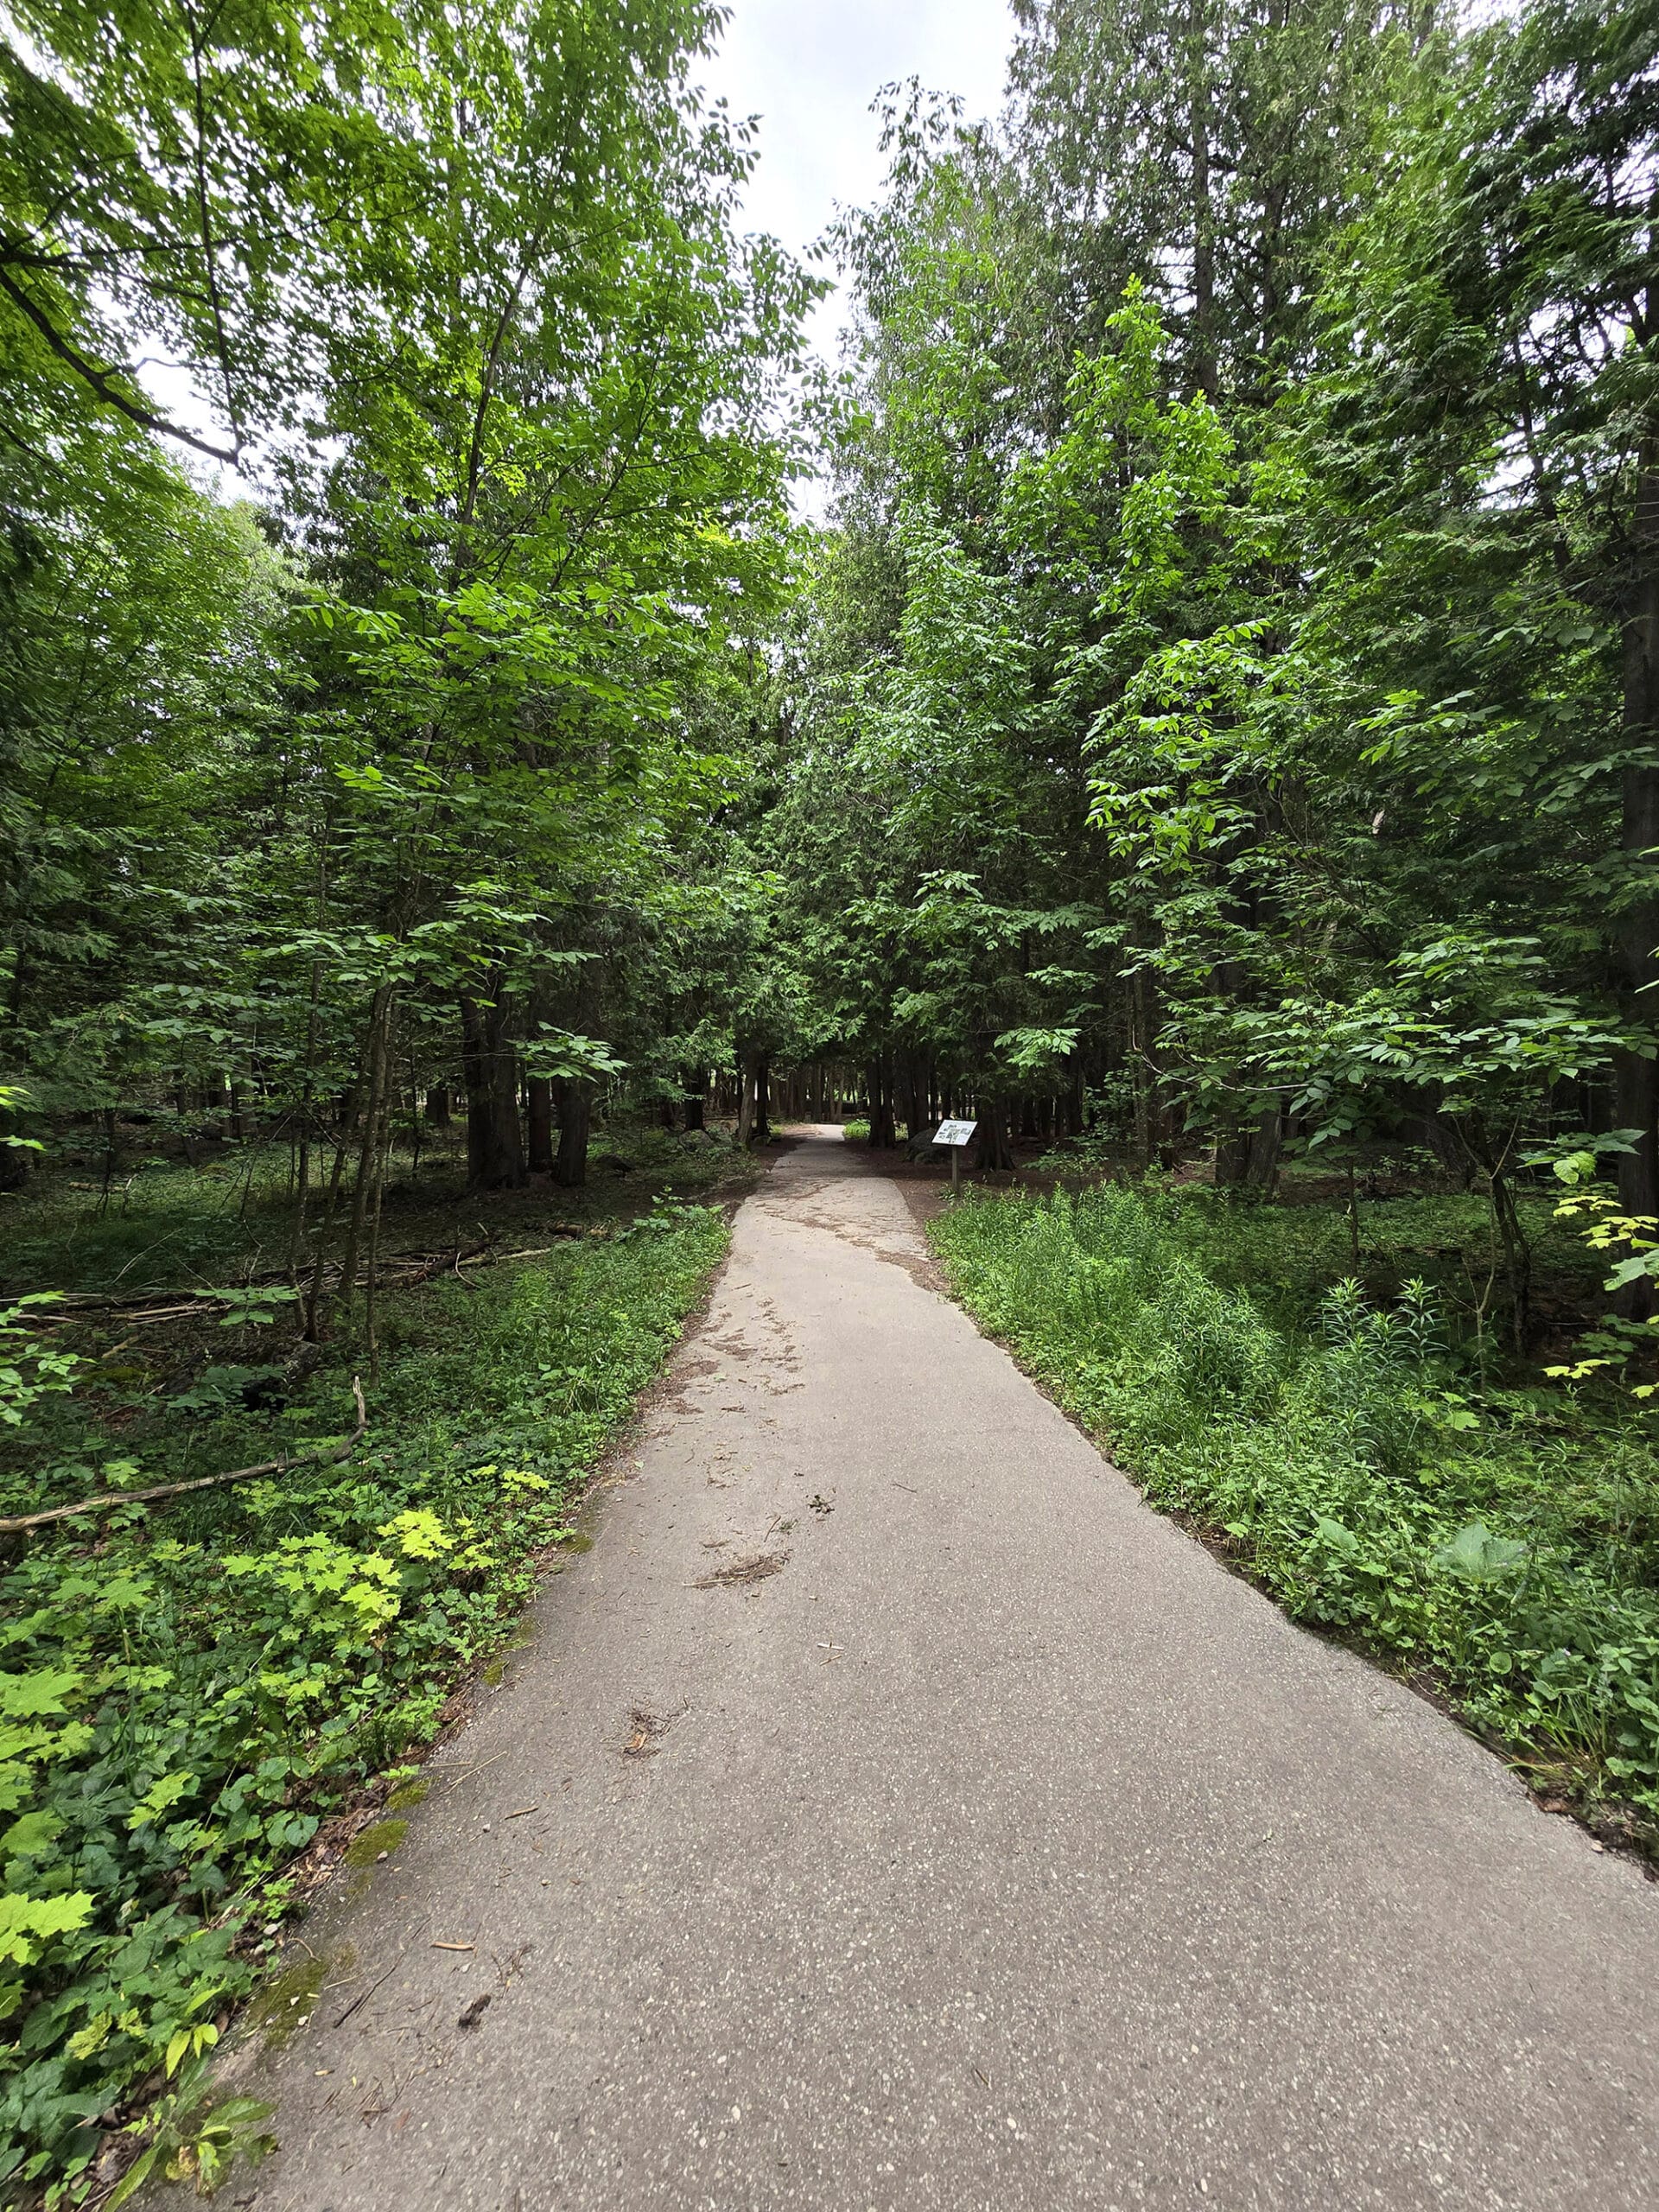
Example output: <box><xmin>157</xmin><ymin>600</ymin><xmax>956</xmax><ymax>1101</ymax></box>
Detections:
<box><xmin>364</xmin><ymin>1070</ymin><xmax>393</xmax><ymax>1379</ymax></box>
<box><xmin>754</xmin><ymin>1059</ymin><xmax>772</xmax><ymax>1142</ymax></box>
<box><xmin>1616</xmin><ymin>452</ymin><xmax>1659</xmax><ymax>1246</ymax></box>
<box><xmin>340</xmin><ymin>986</ymin><xmax>394</xmax><ymax>1306</ymax></box>
<box><xmin>288</xmin><ymin>954</ymin><xmax>324</xmax><ymax>1277</ymax></box>
<box><xmin>735</xmin><ymin>1050</ymin><xmax>758</xmax><ymax>1146</ymax></box>
<box><xmin>303</xmin><ymin>1001</ymin><xmax>375</xmax><ymax>1338</ymax></box>
<box><xmin>868</xmin><ymin>1059</ymin><xmax>895</xmax><ymax>1148</ymax></box>
<box><xmin>407</xmin><ymin>1057</ymin><xmax>423</xmax><ymax>1182</ymax></box>
<box><xmin>1186</xmin><ymin>0</ymin><xmax>1218</xmax><ymax>402</ymax></box>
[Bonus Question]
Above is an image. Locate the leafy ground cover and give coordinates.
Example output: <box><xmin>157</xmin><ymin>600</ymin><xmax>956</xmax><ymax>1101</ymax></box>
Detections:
<box><xmin>0</xmin><ymin>1135</ymin><xmax>737</xmax><ymax>2204</ymax></box>
<box><xmin>931</xmin><ymin>1180</ymin><xmax>1659</xmax><ymax>1852</ymax></box>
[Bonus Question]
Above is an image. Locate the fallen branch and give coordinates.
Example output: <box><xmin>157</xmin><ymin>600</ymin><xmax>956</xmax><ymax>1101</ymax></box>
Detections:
<box><xmin>0</xmin><ymin>1376</ymin><xmax>368</xmax><ymax>1535</ymax></box>
<box><xmin>28</xmin><ymin>1237</ymin><xmax>588</xmax><ymax>1322</ymax></box>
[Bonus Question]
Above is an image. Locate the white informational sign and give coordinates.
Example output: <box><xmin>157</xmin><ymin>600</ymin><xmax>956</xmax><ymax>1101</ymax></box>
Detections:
<box><xmin>934</xmin><ymin>1119</ymin><xmax>978</xmax><ymax>1148</ymax></box>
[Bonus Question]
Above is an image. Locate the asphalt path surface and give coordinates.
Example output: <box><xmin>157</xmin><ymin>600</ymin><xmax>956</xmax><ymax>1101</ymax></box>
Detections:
<box><xmin>241</xmin><ymin>1130</ymin><xmax>1659</xmax><ymax>2211</ymax></box>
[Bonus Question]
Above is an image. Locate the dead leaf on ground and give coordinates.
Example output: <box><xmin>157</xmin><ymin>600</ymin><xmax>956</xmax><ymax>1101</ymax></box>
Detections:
<box><xmin>695</xmin><ymin>1549</ymin><xmax>791</xmax><ymax>1590</ymax></box>
<box><xmin>623</xmin><ymin>1707</ymin><xmax>667</xmax><ymax>1758</ymax></box>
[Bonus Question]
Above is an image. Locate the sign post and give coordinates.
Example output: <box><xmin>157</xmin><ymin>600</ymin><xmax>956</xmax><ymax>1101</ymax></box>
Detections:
<box><xmin>934</xmin><ymin>1118</ymin><xmax>977</xmax><ymax>1193</ymax></box>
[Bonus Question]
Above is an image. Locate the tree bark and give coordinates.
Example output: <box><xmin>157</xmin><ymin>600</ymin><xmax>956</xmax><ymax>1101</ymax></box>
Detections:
<box><xmin>1214</xmin><ymin>1128</ymin><xmax>1252</xmax><ymax>1185</ymax></box>
<box><xmin>553</xmin><ymin>1079</ymin><xmax>591</xmax><ymax>1188</ymax></box>
<box><xmin>867</xmin><ymin>1060</ymin><xmax>895</xmax><ymax>1148</ymax></box>
<box><xmin>1243</xmin><ymin>1104</ymin><xmax>1283</xmax><ymax>1190</ymax></box>
<box><xmin>1616</xmin><ymin>455</ymin><xmax>1659</xmax><ymax>1245</ymax></box>
<box><xmin>1216</xmin><ymin>1104</ymin><xmax>1284</xmax><ymax>1190</ymax></box>
<box><xmin>525</xmin><ymin>1076</ymin><xmax>554</xmax><ymax>1173</ymax></box>
<box><xmin>754</xmin><ymin>1059</ymin><xmax>772</xmax><ymax>1141</ymax></box>
<box><xmin>1186</xmin><ymin>0</ymin><xmax>1218</xmax><ymax>402</ymax></box>
<box><xmin>340</xmin><ymin>986</ymin><xmax>394</xmax><ymax>1306</ymax></box>
<box><xmin>735</xmin><ymin>1049</ymin><xmax>760</xmax><ymax>1146</ymax></box>
<box><xmin>974</xmin><ymin>1098</ymin><xmax>1014</xmax><ymax>1172</ymax></box>
<box><xmin>461</xmin><ymin>984</ymin><xmax>526</xmax><ymax>1191</ymax></box>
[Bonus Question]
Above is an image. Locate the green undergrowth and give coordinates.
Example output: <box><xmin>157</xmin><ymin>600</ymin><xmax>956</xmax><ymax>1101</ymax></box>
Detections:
<box><xmin>0</xmin><ymin>1119</ymin><xmax>741</xmax><ymax>1299</ymax></box>
<box><xmin>0</xmin><ymin>1198</ymin><xmax>728</xmax><ymax>2204</ymax></box>
<box><xmin>931</xmin><ymin>1182</ymin><xmax>1659</xmax><ymax>1842</ymax></box>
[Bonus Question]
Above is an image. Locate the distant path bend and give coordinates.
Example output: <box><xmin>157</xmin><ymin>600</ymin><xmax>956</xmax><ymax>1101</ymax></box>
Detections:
<box><xmin>246</xmin><ymin>1130</ymin><xmax>1659</xmax><ymax>2212</ymax></box>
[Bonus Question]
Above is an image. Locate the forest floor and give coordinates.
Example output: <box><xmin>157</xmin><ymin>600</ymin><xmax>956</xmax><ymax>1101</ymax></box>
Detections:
<box><xmin>206</xmin><ymin>1129</ymin><xmax>1658</xmax><ymax>2212</ymax></box>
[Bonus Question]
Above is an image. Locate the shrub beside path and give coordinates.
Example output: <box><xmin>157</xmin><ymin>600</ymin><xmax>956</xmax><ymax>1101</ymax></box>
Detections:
<box><xmin>238</xmin><ymin>1130</ymin><xmax>1659</xmax><ymax>2211</ymax></box>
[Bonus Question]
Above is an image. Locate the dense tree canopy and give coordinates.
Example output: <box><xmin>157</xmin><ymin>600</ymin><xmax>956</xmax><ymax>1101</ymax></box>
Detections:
<box><xmin>2</xmin><ymin>0</ymin><xmax>1655</xmax><ymax>1299</ymax></box>
<box><xmin>2</xmin><ymin>0</ymin><xmax>819</xmax><ymax>1304</ymax></box>
<box><xmin>765</xmin><ymin>0</ymin><xmax>1657</xmax><ymax>1306</ymax></box>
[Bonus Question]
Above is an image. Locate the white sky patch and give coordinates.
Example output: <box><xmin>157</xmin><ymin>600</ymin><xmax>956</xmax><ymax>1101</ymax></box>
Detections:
<box><xmin>697</xmin><ymin>0</ymin><xmax>1014</xmax><ymax>365</ymax></box>
<box><xmin>137</xmin><ymin>2</ymin><xmax>1017</xmax><ymax>506</ymax></box>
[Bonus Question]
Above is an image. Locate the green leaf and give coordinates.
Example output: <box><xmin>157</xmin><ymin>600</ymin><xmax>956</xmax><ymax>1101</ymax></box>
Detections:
<box><xmin>0</xmin><ymin>1890</ymin><xmax>96</xmax><ymax>1966</ymax></box>
<box><xmin>1433</xmin><ymin>1523</ymin><xmax>1528</xmax><ymax>1582</ymax></box>
<box><xmin>0</xmin><ymin>1809</ymin><xmax>61</xmax><ymax>1860</ymax></box>
<box><xmin>0</xmin><ymin>1669</ymin><xmax>82</xmax><ymax>1719</ymax></box>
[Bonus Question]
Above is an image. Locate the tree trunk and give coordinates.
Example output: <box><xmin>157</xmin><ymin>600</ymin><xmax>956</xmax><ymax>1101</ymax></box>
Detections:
<box><xmin>526</xmin><ymin>1077</ymin><xmax>554</xmax><ymax>1173</ymax></box>
<box><xmin>1214</xmin><ymin>1128</ymin><xmax>1252</xmax><ymax>1186</ymax></box>
<box><xmin>1612</xmin><ymin>453</ymin><xmax>1659</xmax><ymax>1316</ymax></box>
<box><xmin>1216</xmin><ymin>1105</ymin><xmax>1284</xmax><ymax>1191</ymax></box>
<box><xmin>340</xmin><ymin>986</ymin><xmax>395</xmax><ymax>1305</ymax></box>
<box><xmin>734</xmin><ymin>1047</ymin><xmax>755</xmax><ymax>1145</ymax></box>
<box><xmin>683</xmin><ymin>1071</ymin><xmax>706</xmax><ymax>1130</ymax></box>
<box><xmin>1243</xmin><ymin>1104</ymin><xmax>1283</xmax><ymax>1191</ymax></box>
<box><xmin>1132</xmin><ymin>961</ymin><xmax>1162</xmax><ymax>1168</ymax></box>
<box><xmin>974</xmin><ymin>1098</ymin><xmax>1014</xmax><ymax>1172</ymax></box>
<box><xmin>1490</xmin><ymin>1169</ymin><xmax>1533</xmax><ymax>1355</ymax></box>
<box><xmin>553</xmin><ymin>1079</ymin><xmax>591</xmax><ymax>1188</ymax></box>
<box><xmin>1186</xmin><ymin>0</ymin><xmax>1218</xmax><ymax>402</ymax></box>
<box><xmin>424</xmin><ymin>1086</ymin><xmax>451</xmax><ymax>1127</ymax></box>
<box><xmin>754</xmin><ymin>1059</ymin><xmax>772</xmax><ymax>1142</ymax></box>
<box><xmin>867</xmin><ymin>1061</ymin><xmax>895</xmax><ymax>1148</ymax></box>
<box><xmin>461</xmin><ymin>986</ymin><xmax>526</xmax><ymax>1191</ymax></box>
<box><xmin>904</xmin><ymin>1064</ymin><xmax>925</xmax><ymax>1143</ymax></box>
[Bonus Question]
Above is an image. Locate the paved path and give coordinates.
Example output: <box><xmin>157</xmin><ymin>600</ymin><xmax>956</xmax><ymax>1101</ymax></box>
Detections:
<box><xmin>245</xmin><ymin>1132</ymin><xmax>1659</xmax><ymax>2212</ymax></box>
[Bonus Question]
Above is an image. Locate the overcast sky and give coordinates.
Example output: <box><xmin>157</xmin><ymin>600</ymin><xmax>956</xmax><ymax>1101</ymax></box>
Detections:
<box><xmin>696</xmin><ymin>0</ymin><xmax>1014</xmax><ymax>364</ymax></box>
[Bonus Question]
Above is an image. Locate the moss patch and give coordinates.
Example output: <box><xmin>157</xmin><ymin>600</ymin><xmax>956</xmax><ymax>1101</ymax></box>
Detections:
<box><xmin>343</xmin><ymin>1817</ymin><xmax>409</xmax><ymax>1869</ymax></box>
<box><xmin>248</xmin><ymin>1955</ymin><xmax>330</xmax><ymax>2050</ymax></box>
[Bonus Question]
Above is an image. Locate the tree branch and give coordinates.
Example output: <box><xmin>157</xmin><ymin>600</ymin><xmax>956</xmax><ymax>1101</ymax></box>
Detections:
<box><xmin>0</xmin><ymin>267</ymin><xmax>240</xmax><ymax>462</ymax></box>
